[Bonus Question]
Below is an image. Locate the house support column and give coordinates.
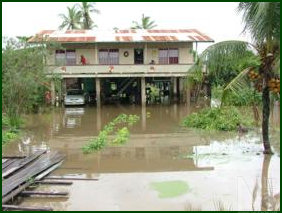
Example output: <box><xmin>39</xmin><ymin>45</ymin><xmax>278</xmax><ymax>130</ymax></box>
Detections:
<box><xmin>179</xmin><ymin>78</ymin><xmax>184</xmax><ymax>103</ymax></box>
<box><xmin>173</xmin><ymin>77</ymin><xmax>177</xmax><ymax>102</ymax></box>
<box><xmin>186</xmin><ymin>85</ymin><xmax>191</xmax><ymax>107</ymax></box>
<box><xmin>141</xmin><ymin>77</ymin><xmax>146</xmax><ymax>106</ymax></box>
<box><xmin>96</xmin><ymin>78</ymin><xmax>101</xmax><ymax>107</ymax></box>
<box><xmin>142</xmin><ymin>106</ymin><xmax>146</xmax><ymax>131</ymax></box>
<box><xmin>62</xmin><ymin>78</ymin><xmax>67</xmax><ymax>94</ymax></box>
<box><xmin>144</xmin><ymin>43</ymin><xmax>148</xmax><ymax>64</ymax></box>
<box><xmin>50</xmin><ymin>79</ymin><xmax>55</xmax><ymax>106</ymax></box>
<box><xmin>94</xmin><ymin>43</ymin><xmax>98</xmax><ymax>64</ymax></box>
<box><xmin>96</xmin><ymin>105</ymin><xmax>101</xmax><ymax>131</ymax></box>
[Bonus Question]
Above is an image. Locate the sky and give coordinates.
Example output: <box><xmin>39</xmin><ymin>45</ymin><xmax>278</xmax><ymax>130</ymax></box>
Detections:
<box><xmin>2</xmin><ymin>2</ymin><xmax>250</xmax><ymax>52</ymax></box>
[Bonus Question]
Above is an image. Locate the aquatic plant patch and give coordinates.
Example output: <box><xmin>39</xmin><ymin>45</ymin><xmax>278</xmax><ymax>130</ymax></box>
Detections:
<box><xmin>150</xmin><ymin>180</ymin><xmax>189</xmax><ymax>198</ymax></box>
<box><xmin>82</xmin><ymin>114</ymin><xmax>140</xmax><ymax>153</ymax></box>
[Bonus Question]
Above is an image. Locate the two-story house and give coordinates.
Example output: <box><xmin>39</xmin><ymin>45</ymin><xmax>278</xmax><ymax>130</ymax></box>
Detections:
<box><xmin>29</xmin><ymin>29</ymin><xmax>213</xmax><ymax>105</ymax></box>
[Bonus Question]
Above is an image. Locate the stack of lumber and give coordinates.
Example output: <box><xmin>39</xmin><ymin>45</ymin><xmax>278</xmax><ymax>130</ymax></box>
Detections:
<box><xmin>2</xmin><ymin>151</ymin><xmax>65</xmax><ymax>211</ymax></box>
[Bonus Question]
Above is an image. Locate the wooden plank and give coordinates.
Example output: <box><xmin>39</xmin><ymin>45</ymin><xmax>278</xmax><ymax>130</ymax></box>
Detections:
<box><xmin>45</xmin><ymin>176</ymin><xmax>98</xmax><ymax>181</ymax></box>
<box><xmin>2</xmin><ymin>204</ymin><xmax>53</xmax><ymax>211</ymax></box>
<box><xmin>21</xmin><ymin>191</ymin><xmax>68</xmax><ymax>196</ymax></box>
<box><xmin>35</xmin><ymin>180</ymin><xmax>73</xmax><ymax>185</ymax></box>
<box><xmin>2</xmin><ymin>159</ymin><xmax>17</xmax><ymax>170</ymax></box>
<box><xmin>2</xmin><ymin>151</ymin><xmax>64</xmax><ymax>198</ymax></box>
<box><xmin>2</xmin><ymin>150</ymin><xmax>46</xmax><ymax>178</ymax></box>
<box><xmin>34</xmin><ymin>162</ymin><xmax>62</xmax><ymax>180</ymax></box>
<box><xmin>2</xmin><ymin>156</ymin><xmax>26</xmax><ymax>159</ymax></box>
<box><xmin>2</xmin><ymin>182</ymin><xmax>30</xmax><ymax>204</ymax></box>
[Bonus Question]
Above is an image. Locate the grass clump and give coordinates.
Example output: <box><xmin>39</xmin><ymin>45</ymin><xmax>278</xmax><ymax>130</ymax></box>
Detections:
<box><xmin>2</xmin><ymin>114</ymin><xmax>21</xmax><ymax>146</ymax></box>
<box><xmin>82</xmin><ymin>114</ymin><xmax>140</xmax><ymax>153</ymax></box>
<box><xmin>182</xmin><ymin>106</ymin><xmax>253</xmax><ymax>131</ymax></box>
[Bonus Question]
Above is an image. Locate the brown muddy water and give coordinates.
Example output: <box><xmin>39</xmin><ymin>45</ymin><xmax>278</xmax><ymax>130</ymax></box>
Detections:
<box><xmin>2</xmin><ymin>104</ymin><xmax>280</xmax><ymax>211</ymax></box>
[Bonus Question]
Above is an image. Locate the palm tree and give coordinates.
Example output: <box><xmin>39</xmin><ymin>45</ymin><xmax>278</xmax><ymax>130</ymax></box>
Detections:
<box><xmin>131</xmin><ymin>14</ymin><xmax>157</xmax><ymax>29</ymax></box>
<box><xmin>58</xmin><ymin>6</ymin><xmax>82</xmax><ymax>30</ymax></box>
<box><xmin>76</xmin><ymin>2</ymin><xmax>100</xmax><ymax>29</ymax></box>
<box><xmin>113</xmin><ymin>27</ymin><xmax>119</xmax><ymax>33</ymax></box>
<box><xmin>189</xmin><ymin>2</ymin><xmax>280</xmax><ymax>154</ymax></box>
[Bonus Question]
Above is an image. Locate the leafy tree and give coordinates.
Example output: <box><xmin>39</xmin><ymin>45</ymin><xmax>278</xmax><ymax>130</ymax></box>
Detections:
<box><xmin>188</xmin><ymin>2</ymin><xmax>280</xmax><ymax>154</ymax></box>
<box><xmin>16</xmin><ymin>36</ymin><xmax>32</xmax><ymax>43</ymax></box>
<box><xmin>2</xmin><ymin>38</ymin><xmax>49</xmax><ymax>127</ymax></box>
<box><xmin>58</xmin><ymin>6</ymin><xmax>82</xmax><ymax>30</ymax></box>
<box><xmin>76</xmin><ymin>2</ymin><xmax>100</xmax><ymax>29</ymax></box>
<box><xmin>131</xmin><ymin>14</ymin><xmax>157</xmax><ymax>29</ymax></box>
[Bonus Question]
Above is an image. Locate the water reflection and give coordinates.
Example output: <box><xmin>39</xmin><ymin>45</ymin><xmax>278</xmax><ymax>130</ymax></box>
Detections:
<box><xmin>63</xmin><ymin>108</ymin><xmax>85</xmax><ymax>128</ymax></box>
<box><xmin>2</xmin><ymin>104</ymin><xmax>280</xmax><ymax>211</ymax></box>
<box><xmin>260</xmin><ymin>155</ymin><xmax>280</xmax><ymax>211</ymax></box>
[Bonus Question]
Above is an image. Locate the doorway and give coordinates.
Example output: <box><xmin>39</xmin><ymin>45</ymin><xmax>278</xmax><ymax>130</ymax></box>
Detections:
<box><xmin>134</xmin><ymin>49</ymin><xmax>144</xmax><ymax>64</ymax></box>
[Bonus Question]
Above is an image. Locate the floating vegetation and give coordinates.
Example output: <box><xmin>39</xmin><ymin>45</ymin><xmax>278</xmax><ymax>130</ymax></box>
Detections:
<box><xmin>150</xmin><ymin>180</ymin><xmax>189</xmax><ymax>198</ymax></box>
<box><xmin>112</xmin><ymin>127</ymin><xmax>130</xmax><ymax>145</ymax></box>
<box><xmin>82</xmin><ymin>114</ymin><xmax>140</xmax><ymax>153</ymax></box>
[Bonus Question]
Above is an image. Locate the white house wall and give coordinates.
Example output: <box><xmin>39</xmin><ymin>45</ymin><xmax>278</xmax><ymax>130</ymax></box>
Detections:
<box><xmin>46</xmin><ymin>42</ymin><xmax>194</xmax><ymax>65</ymax></box>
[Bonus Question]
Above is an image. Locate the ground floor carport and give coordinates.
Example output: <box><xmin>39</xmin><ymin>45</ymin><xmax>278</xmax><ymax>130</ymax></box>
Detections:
<box><xmin>53</xmin><ymin>76</ymin><xmax>191</xmax><ymax>106</ymax></box>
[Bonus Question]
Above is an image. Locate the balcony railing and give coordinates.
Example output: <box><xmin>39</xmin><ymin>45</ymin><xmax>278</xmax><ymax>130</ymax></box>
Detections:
<box><xmin>47</xmin><ymin>64</ymin><xmax>193</xmax><ymax>77</ymax></box>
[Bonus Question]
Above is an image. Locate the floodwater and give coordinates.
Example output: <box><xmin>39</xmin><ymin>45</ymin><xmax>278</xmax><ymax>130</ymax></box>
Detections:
<box><xmin>2</xmin><ymin>103</ymin><xmax>280</xmax><ymax>211</ymax></box>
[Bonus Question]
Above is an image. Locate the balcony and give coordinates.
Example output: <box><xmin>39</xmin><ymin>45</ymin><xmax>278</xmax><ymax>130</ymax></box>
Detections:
<box><xmin>46</xmin><ymin>64</ymin><xmax>193</xmax><ymax>78</ymax></box>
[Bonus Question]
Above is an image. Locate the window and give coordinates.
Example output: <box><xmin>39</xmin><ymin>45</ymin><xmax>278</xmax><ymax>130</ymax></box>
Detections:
<box><xmin>66</xmin><ymin>50</ymin><xmax>76</xmax><ymax>65</ymax></box>
<box><xmin>158</xmin><ymin>48</ymin><xmax>179</xmax><ymax>64</ymax></box>
<box><xmin>55</xmin><ymin>50</ymin><xmax>76</xmax><ymax>65</ymax></box>
<box><xmin>99</xmin><ymin>49</ymin><xmax>119</xmax><ymax>65</ymax></box>
<box><xmin>55</xmin><ymin>50</ymin><xmax>66</xmax><ymax>65</ymax></box>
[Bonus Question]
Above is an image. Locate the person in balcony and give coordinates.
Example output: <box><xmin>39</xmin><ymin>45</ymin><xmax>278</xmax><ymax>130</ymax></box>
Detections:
<box><xmin>149</xmin><ymin>60</ymin><xmax>155</xmax><ymax>64</ymax></box>
<box><xmin>80</xmin><ymin>55</ymin><xmax>87</xmax><ymax>65</ymax></box>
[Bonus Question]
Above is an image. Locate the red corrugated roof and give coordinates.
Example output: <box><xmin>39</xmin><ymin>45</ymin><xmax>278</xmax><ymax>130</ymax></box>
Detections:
<box><xmin>49</xmin><ymin>36</ymin><xmax>96</xmax><ymax>42</ymax></box>
<box><xmin>28</xmin><ymin>29</ymin><xmax>214</xmax><ymax>43</ymax></box>
<box><xmin>142</xmin><ymin>36</ymin><xmax>153</xmax><ymax>41</ymax></box>
<box><xmin>66</xmin><ymin>30</ymin><xmax>86</xmax><ymax>34</ymax></box>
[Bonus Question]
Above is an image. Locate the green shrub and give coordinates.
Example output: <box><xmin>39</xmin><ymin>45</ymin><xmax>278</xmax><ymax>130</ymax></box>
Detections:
<box><xmin>212</xmin><ymin>86</ymin><xmax>262</xmax><ymax>106</ymax></box>
<box><xmin>2</xmin><ymin>116</ymin><xmax>10</xmax><ymax>128</ymax></box>
<box><xmin>182</xmin><ymin>106</ymin><xmax>253</xmax><ymax>131</ymax></box>
<box><xmin>2</xmin><ymin>131</ymin><xmax>18</xmax><ymax>145</ymax></box>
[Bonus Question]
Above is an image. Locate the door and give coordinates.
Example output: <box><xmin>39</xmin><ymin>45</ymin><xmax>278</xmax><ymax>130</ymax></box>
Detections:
<box><xmin>134</xmin><ymin>49</ymin><xmax>144</xmax><ymax>64</ymax></box>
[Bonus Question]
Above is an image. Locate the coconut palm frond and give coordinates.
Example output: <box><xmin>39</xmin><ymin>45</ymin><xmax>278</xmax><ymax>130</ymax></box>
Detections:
<box><xmin>131</xmin><ymin>14</ymin><xmax>157</xmax><ymax>29</ymax></box>
<box><xmin>75</xmin><ymin>2</ymin><xmax>99</xmax><ymax>29</ymax></box>
<box><xmin>58</xmin><ymin>6</ymin><xmax>82</xmax><ymax>30</ymax></box>
<box><xmin>221</xmin><ymin>67</ymin><xmax>252</xmax><ymax>106</ymax></box>
<box><xmin>238</xmin><ymin>2</ymin><xmax>280</xmax><ymax>49</ymax></box>
<box><xmin>272</xmin><ymin>51</ymin><xmax>280</xmax><ymax>75</ymax></box>
<box><xmin>200</xmin><ymin>40</ymin><xmax>254</xmax><ymax>73</ymax></box>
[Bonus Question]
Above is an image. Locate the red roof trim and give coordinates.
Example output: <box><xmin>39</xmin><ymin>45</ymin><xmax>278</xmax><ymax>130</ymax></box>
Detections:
<box><xmin>178</xmin><ymin>29</ymin><xmax>193</xmax><ymax>33</ymax></box>
<box><xmin>192</xmin><ymin>29</ymin><xmax>213</xmax><ymax>41</ymax></box>
<box><xmin>65</xmin><ymin>30</ymin><xmax>86</xmax><ymax>34</ymax></box>
<box><xmin>49</xmin><ymin>37</ymin><xmax>96</xmax><ymax>42</ymax></box>
<box><xmin>38</xmin><ymin>30</ymin><xmax>55</xmax><ymax>35</ymax></box>
<box><xmin>194</xmin><ymin>36</ymin><xmax>205</xmax><ymax>41</ymax></box>
<box><xmin>142</xmin><ymin>36</ymin><xmax>153</xmax><ymax>41</ymax></box>
<box><xmin>121</xmin><ymin>36</ymin><xmax>133</xmax><ymax>41</ymax></box>
<box><xmin>188</xmin><ymin>36</ymin><xmax>196</xmax><ymax>41</ymax></box>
